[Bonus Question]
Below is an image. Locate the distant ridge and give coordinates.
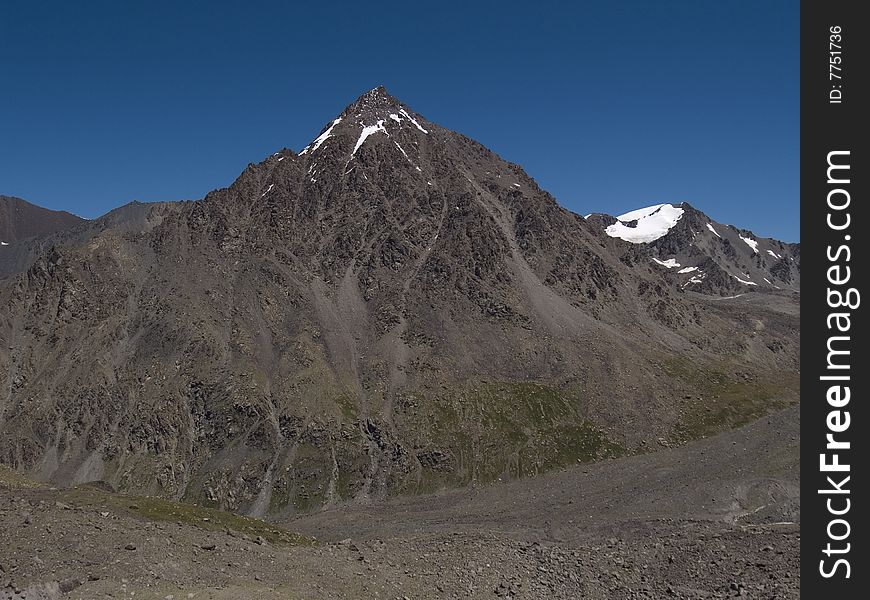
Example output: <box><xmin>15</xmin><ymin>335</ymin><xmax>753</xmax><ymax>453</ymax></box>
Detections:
<box><xmin>0</xmin><ymin>195</ymin><xmax>86</xmax><ymax>246</ymax></box>
<box><xmin>587</xmin><ymin>202</ymin><xmax>799</xmax><ymax>295</ymax></box>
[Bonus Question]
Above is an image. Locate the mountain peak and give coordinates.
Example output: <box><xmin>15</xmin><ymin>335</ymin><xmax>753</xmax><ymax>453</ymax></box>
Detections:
<box><xmin>298</xmin><ymin>87</ymin><xmax>430</xmax><ymax>157</ymax></box>
<box><xmin>361</xmin><ymin>84</ymin><xmax>393</xmax><ymax>100</ymax></box>
<box><xmin>0</xmin><ymin>87</ymin><xmax>800</xmax><ymax>527</ymax></box>
<box><xmin>339</xmin><ymin>86</ymin><xmax>428</xmax><ymax>132</ymax></box>
<box><xmin>594</xmin><ymin>200</ymin><xmax>799</xmax><ymax>294</ymax></box>
<box><xmin>346</xmin><ymin>85</ymin><xmax>400</xmax><ymax>112</ymax></box>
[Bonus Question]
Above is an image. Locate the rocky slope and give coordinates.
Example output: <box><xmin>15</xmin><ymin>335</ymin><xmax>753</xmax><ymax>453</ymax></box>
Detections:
<box><xmin>0</xmin><ymin>405</ymin><xmax>800</xmax><ymax>599</ymax></box>
<box><xmin>0</xmin><ymin>87</ymin><xmax>799</xmax><ymax>518</ymax></box>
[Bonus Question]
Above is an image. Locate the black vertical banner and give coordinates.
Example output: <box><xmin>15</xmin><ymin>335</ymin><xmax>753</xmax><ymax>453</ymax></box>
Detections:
<box><xmin>802</xmin><ymin>0</ymin><xmax>868</xmax><ymax>596</ymax></box>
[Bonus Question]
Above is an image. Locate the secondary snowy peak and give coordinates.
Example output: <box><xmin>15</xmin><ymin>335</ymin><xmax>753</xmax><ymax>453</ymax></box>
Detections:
<box><xmin>605</xmin><ymin>203</ymin><xmax>684</xmax><ymax>243</ymax></box>
<box><xmin>593</xmin><ymin>201</ymin><xmax>799</xmax><ymax>295</ymax></box>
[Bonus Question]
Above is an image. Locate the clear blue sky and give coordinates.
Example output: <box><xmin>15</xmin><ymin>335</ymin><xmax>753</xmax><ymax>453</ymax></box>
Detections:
<box><xmin>0</xmin><ymin>0</ymin><xmax>798</xmax><ymax>241</ymax></box>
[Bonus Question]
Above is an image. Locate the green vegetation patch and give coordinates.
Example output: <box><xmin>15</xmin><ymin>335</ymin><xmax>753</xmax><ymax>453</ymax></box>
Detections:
<box><xmin>398</xmin><ymin>381</ymin><xmax>624</xmax><ymax>495</ymax></box>
<box><xmin>333</xmin><ymin>393</ymin><xmax>359</xmax><ymax>422</ymax></box>
<box><xmin>0</xmin><ymin>464</ymin><xmax>44</xmax><ymax>489</ymax></box>
<box><xmin>63</xmin><ymin>486</ymin><xmax>316</xmax><ymax>546</ymax></box>
<box><xmin>663</xmin><ymin>357</ymin><xmax>798</xmax><ymax>443</ymax></box>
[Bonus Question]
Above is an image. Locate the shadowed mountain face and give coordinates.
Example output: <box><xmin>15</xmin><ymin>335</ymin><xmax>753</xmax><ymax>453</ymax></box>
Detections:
<box><xmin>0</xmin><ymin>87</ymin><xmax>799</xmax><ymax>517</ymax></box>
<box><xmin>0</xmin><ymin>196</ymin><xmax>85</xmax><ymax>246</ymax></box>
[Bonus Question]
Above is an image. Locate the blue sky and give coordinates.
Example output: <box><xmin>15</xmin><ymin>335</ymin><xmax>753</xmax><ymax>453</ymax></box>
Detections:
<box><xmin>0</xmin><ymin>1</ymin><xmax>798</xmax><ymax>241</ymax></box>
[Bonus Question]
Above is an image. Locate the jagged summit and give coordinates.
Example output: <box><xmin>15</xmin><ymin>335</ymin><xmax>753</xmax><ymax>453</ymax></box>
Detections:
<box><xmin>298</xmin><ymin>86</ymin><xmax>430</xmax><ymax>159</ymax></box>
<box><xmin>344</xmin><ymin>85</ymin><xmax>402</xmax><ymax>114</ymax></box>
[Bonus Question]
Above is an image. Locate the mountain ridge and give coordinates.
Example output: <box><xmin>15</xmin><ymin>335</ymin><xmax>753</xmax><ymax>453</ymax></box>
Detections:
<box><xmin>0</xmin><ymin>195</ymin><xmax>86</xmax><ymax>246</ymax></box>
<box><xmin>0</xmin><ymin>87</ymin><xmax>799</xmax><ymax>517</ymax></box>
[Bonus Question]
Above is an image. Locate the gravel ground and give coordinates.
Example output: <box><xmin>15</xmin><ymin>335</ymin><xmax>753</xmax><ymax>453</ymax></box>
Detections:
<box><xmin>1</xmin><ymin>406</ymin><xmax>799</xmax><ymax>599</ymax></box>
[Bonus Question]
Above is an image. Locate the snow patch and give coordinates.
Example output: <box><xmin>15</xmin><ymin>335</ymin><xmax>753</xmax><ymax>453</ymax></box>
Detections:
<box><xmin>385</xmin><ymin>109</ymin><xmax>429</xmax><ymax>133</ymax></box>
<box><xmin>394</xmin><ymin>141</ymin><xmax>410</xmax><ymax>161</ymax></box>
<box><xmin>353</xmin><ymin>120</ymin><xmax>388</xmax><ymax>155</ymax></box>
<box><xmin>706</xmin><ymin>223</ymin><xmax>721</xmax><ymax>238</ymax></box>
<box><xmin>0</xmin><ymin>241</ymin><xmax>8</xmax><ymax>246</ymax></box>
<box><xmin>739</xmin><ymin>235</ymin><xmax>759</xmax><ymax>253</ymax></box>
<box><xmin>682</xmin><ymin>270</ymin><xmax>706</xmax><ymax>287</ymax></box>
<box><xmin>731</xmin><ymin>274</ymin><xmax>757</xmax><ymax>286</ymax></box>
<box><xmin>300</xmin><ymin>117</ymin><xmax>342</xmax><ymax>155</ymax></box>
<box><xmin>766</xmin><ymin>249</ymin><xmax>781</xmax><ymax>259</ymax></box>
<box><xmin>605</xmin><ymin>203</ymin><xmax>684</xmax><ymax>244</ymax></box>
<box><xmin>399</xmin><ymin>108</ymin><xmax>428</xmax><ymax>133</ymax></box>
<box><xmin>261</xmin><ymin>183</ymin><xmax>274</xmax><ymax>198</ymax></box>
<box><xmin>652</xmin><ymin>257</ymin><xmax>681</xmax><ymax>269</ymax></box>
<box><xmin>678</xmin><ymin>266</ymin><xmax>699</xmax><ymax>274</ymax></box>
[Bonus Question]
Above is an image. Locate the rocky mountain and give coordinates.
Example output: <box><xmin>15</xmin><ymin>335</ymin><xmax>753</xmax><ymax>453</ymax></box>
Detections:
<box><xmin>588</xmin><ymin>203</ymin><xmax>800</xmax><ymax>295</ymax></box>
<box><xmin>0</xmin><ymin>87</ymin><xmax>799</xmax><ymax>517</ymax></box>
<box><xmin>0</xmin><ymin>195</ymin><xmax>85</xmax><ymax>246</ymax></box>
